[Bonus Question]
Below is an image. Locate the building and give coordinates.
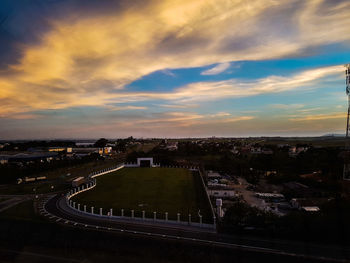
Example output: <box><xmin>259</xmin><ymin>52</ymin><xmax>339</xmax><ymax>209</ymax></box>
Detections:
<box><xmin>0</xmin><ymin>157</ymin><xmax>8</xmax><ymax>164</ymax></box>
<box><xmin>72</xmin><ymin>177</ymin><xmax>86</xmax><ymax>187</ymax></box>
<box><xmin>255</xmin><ymin>192</ymin><xmax>285</xmax><ymax>201</ymax></box>
<box><xmin>103</xmin><ymin>147</ymin><xmax>112</xmax><ymax>154</ymax></box>
<box><xmin>0</xmin><ymin>152</ymin><xmax>58</xmax><ymax>163</ymax></box>
<box><xmin>299</xmin><ymin>171</ymin><xmax>323</xmax><ymax>182</ymax></box>
<box><xmin>301</xmin><ymin>206</ymin><xmax>320</xmax><ymax>212</ymax></box>
<box><xmin>207</xmin><ymin>189</ymin><xmax>235</xmax><ymax>198</ymax></box>
<box><xmin>207</xmin><ymin>171</ymin><xmax>221</xmax><ymax>179</ymax></box>
<box><xmin>72</xmin><ymin>148</ymin><xmax>102</xmax><ymax>155</ymax></box>
<box><xmin>48</xmin><ymin>147</ymin><xmax>66</xmax><ymax>152</ymax></box>
<box><xmin>265</xmin><ymin>170</ymin><xmax>277</xmax><ymax>177</ymax></box>
<box><xmin>207</xmin><ymin>181</ymin><xmax>227</xmax><ymax>188</ymax></box>
<box><xmin>216</xmin><ymin>199</ymin><xmax>224</xmax><ymax>217</ymax></box>
<box><xmin>290</xmin><ymin>198</ymin><xmax>329</xmax><ymax>211</ymax></box>
<box><xmin>165</xmin><ymin>142</ymin><xmax>178</xmax><ymax>151</ymax></box>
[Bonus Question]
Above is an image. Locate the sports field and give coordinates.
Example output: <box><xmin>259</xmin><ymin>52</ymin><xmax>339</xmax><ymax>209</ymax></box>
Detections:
<box><xmin>72</xmin><ymin>167</ymin><xmax>213</xmax><ymax>223</ymax></box>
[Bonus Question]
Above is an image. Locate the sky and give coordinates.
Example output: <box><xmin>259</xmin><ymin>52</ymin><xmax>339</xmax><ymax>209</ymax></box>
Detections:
<box><xmin>0</xmin><ymin>0</ymin><xmax>350</xmax><ymax>139</ymax></box>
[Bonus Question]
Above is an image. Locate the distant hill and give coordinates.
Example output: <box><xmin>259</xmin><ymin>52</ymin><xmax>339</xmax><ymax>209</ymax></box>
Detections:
<box><xmin>321</xmin><ymin>134</ymin><xmax>345</xmax><ymax>137</ymax></box>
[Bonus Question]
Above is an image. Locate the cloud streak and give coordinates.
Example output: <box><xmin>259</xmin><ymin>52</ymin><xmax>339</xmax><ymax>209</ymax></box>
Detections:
<box><xmin>201</xmin><ymin>62</ymin><xmax>230</xmax><ymax>75</ymax></box>
<box><xmin>289</xmin><ymin>112</ymin><xmax>346</xmax><ymax>121</ymax></box>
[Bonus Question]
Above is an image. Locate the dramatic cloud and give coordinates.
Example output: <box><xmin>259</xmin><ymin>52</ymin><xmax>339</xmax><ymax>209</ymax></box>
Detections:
<box><xmin>0</xmin><ymin>64</ymin><xmax>344</xmax><ymax>119</ymax></box>
<box><xmin>0</xmin><ymin>0</ymin><xmax>349</xmax><ymax>118</ymax></box>
<box><xmin>0</xmin><ymin>0</ymin><xmax>349</xmax><ymax>137</ymax></box>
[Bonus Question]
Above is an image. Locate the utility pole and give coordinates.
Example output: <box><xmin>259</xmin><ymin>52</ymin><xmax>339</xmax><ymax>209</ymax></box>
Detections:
<box><xmin>343</xmin><ymin>64</ymin><xmax>350</xmax><ymax>179</ymax></box>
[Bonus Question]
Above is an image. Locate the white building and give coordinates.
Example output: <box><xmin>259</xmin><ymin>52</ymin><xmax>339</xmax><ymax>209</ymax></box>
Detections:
<box><xmin>207</xmin><ymin>171</ymin><xmax>221</xmax><ymax>178</ymax></box>
<box><xmin>207</xmin><ymin>189</ymin><xmax>235</xmax><ymax>198</ymax></box>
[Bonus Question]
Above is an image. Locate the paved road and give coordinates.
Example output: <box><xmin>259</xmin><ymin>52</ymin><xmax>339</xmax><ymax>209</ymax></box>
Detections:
<box><xmin>0</xmin><ymin>195</ymin><xmax>33</xmax><ymax>213</ymax></box>
<box><xmin>42</xmin><ymin>194</ymin><xmax>350</xmax><ymax>262</ymax></box>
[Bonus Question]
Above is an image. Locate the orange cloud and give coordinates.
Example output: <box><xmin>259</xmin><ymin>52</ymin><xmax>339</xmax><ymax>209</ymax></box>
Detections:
<box><xmin>289</xmin><ymin>112</ymin><xmax>346</xmax><ymax>121</ymax></box>
<box><xmin>0</xmin><ymin>0</ymin><xmax>349</xmax><ymax>118</ymax></box>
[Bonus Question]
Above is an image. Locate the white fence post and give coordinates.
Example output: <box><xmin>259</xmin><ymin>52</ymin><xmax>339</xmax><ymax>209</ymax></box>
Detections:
<box><xmin>91</xmin><ymin>206</ymin><xmax>94</xmax><ymax>214</ymax></box>
<box><xmin>177</xmin><ymin>213</ymin><xmax>180</xmax><ymax>223</ymax></box>
<box><xmin>142</xmin><ymin>210</ymin><xmax>145</xmax><ymax>220</ymax></box>
<box><xmin>131</xmin><ymin>210</ymin><xmax>134</xmax><ymax>218</ymax></box>
<box><xmin>84</xmin><ymin>205</ymin><xmax>87</xmax><ymax>212</ymax></box>
<box><xmin>110</xmin><ymin>208</ymin><xmax>113</xmax><ymax>216</ymax></box>
<box><xmin>121</xmin><ymin>209</ymin><xmax>124</xmax><ymax>217</ymax></box>
<box><xmin>165</xmin><ymin>212</ymin><xmax>168</xmax><ymax>221</ymax></box>
<box><xmin>100</xmin><ymin>208</ymin><xmax>103</xmax><ymax>216</ymax></box>
<box><xmin>153</xmin><ymin>212</ymin><xmax>156</xmax><ymax>221</ymax></box>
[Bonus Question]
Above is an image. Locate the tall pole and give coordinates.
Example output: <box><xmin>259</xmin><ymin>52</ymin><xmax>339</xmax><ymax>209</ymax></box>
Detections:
<box><xmin>347</xmin><ymin>95</ymin><xmax>350</xmax><ymax>138</ymax></box>
<box><xmin>344</xmin><ymin>64</ymin><xmax>350</xmax><ymax>179</ymax></box>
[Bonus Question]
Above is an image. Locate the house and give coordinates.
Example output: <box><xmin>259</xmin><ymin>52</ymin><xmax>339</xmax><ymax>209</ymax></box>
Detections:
<box><xmin>262</xmin><ymin>149</ymin><xmax>273</xmax><ymax>155</ymax></box>
<box><xmin>255</xmin><ymin>192</ymin><xmax>285</xmax><ymax>201</ymax></box>
<box><xmin>207</xmin><ymin>171</ymin><xmax>221</xmax><ymax>179</ymax></box>
<box><xmin>290</xmin><ymin>198</ymin><xmax>330</xmax><ymax>211</ymax></box>
<box><xmin>300</xmin><ymin>171</ymin><xmax>323</xmax><ymax>182</ymax></box>
<box><xmin>301</xmin><ymin>206</ymin><xmax>320</xmax><ymax>212</ymax></box>
<box><xmin>72</xmin><ymin>177</ymin><xmax>86</xmax><ymax>187</ymax></box>
<box><xmin>0</xmin><ymin>156</ymin><xmax>8</xmax><ymax>164</ymax></box>
<box><xmin>165</xmin><ymin>142</ymin><xmax>178</xmax><ymax>151</ymax></box>
<box><xmin>265</xmin><ymin>170</ymin><xmax>277</xmax><ymax>177</ymax></box>
<box><xmin>207</xmin><ymin>189</ymin><xmax>235</xmax><ymax>198</ymax></box>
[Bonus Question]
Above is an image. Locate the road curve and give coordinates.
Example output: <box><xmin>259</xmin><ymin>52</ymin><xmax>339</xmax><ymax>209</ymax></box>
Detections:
<box><xmin>40</xmin><ymin>194</ymin><xmax>350</xmax><ymax>262</ymax></box>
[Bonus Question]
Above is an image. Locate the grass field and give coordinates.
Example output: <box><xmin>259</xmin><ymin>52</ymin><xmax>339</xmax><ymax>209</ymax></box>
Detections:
<box><xmin>72</xmin><ymin>168</ymin><xmax>213</xmax><ymax>223</ymax></box>
<box><xmin>0</xmin><ymin>158</ymin><xmax>124</xmax><ymax>195</ymax></box>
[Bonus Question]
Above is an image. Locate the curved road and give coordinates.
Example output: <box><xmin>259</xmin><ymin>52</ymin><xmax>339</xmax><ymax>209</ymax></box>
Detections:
<box><xmin>40</xmin><ymin>194</ymin><xmax>350</xmax><ymax>262</ymax></box>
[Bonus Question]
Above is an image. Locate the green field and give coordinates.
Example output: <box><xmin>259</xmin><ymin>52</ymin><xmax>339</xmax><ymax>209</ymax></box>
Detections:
<box><xmin>72</xmin><ymin>168</ymin><xmax>213</xmax><ymax>223</ymax></box>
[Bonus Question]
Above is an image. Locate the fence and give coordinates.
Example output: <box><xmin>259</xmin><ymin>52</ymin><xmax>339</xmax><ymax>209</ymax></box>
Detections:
<box><xmin>89</xmin><ymin>164</ymin><xmax>125</xmax><ymax>178</ymax></box>
<box><xmin>65</xmin><ymin>164</ymin><xmax>216</xmax><ymax>229</ymax></box>
<box><xmin>198</xmin><ymin>168</ymin><xmax>216</xmax><ymax>224</ymax></box>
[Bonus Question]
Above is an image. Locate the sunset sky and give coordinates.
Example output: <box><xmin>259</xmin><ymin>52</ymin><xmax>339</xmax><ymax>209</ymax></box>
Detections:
<box><xmin>0</xmin><ymin>0</ymin><xmax>350</xmax><ymax>139</ymax></box>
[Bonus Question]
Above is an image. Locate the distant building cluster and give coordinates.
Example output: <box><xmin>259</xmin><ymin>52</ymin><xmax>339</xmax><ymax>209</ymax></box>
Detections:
<box><xmin>0</xmin><ymin>144</ymin><xmax>114</xmax><ymax>166</ymax></box>
<box><xmin>204</xmin><ymin>166</ymin><xmax>331</xmax><ymax>219</ymax></box>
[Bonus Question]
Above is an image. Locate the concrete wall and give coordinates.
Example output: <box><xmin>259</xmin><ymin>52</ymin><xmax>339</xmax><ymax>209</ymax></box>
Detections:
<box><xmin>124</xmin><ymin>163</ymin><xmax>139</xmax><ymax>167</ymax></box>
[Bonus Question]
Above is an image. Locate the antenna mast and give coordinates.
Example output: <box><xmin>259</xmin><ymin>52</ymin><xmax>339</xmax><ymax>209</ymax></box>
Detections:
<box><xmin>343</xmin><ymin>64</ymin><xmax>350</xmax><ymax>179</ymax></box>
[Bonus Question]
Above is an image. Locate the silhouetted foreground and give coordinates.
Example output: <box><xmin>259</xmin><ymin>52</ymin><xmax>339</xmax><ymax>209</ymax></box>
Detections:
<box><xmin>0</xmin><ymin>217</ymin><xmax>336</xmax><ymax>263</ymax></box>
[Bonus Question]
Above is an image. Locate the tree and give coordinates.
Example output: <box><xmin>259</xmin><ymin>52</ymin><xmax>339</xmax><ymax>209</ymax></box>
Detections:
<box><xmin>94</xmin><ymin>138</ymin><xmax>108</xmax><ymax>148</ymax></box>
